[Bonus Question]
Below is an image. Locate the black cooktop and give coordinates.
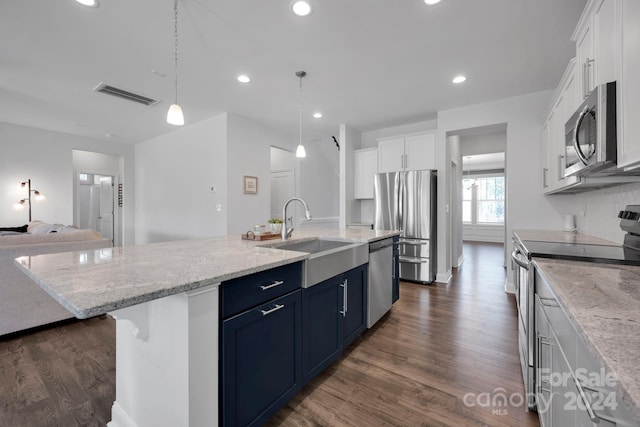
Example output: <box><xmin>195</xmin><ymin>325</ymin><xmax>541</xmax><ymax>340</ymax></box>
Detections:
<box><xmin>521</xmin><ymin>240</ymin><xmax>640</xmax><ymax>266</ymax></box>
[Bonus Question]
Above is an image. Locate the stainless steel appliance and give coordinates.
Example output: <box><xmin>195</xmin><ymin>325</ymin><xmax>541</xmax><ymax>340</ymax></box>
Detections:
<box><xmin>512</xmin><ymin>204</ymin><xmax>640</xmax><ymax>412</ymax></box>
<box><xmin>367</xmin><ymin>238</ymin><xmax>394</xmax><ymax>328</ymax></box>
<box><xmin>374</xmin><ymin>170</ymin><xmax>437</xmax><ymax>284</ymax></box>
<box><xmin>564</xmin><ymin>81</ymin><xmax>617</xmax><ymax>177</ymax></box>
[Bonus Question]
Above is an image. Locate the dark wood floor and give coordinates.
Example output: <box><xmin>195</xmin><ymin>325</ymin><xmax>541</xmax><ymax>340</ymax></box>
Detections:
<box><xmin>0</xmin><ymin>242</ymin><xmax>539</xmax><ymax>427</ymax></box>
<box><xmin>267</xmin><ymin>242</ymin><xmax>540</xmax><ymax>426</ymax></box>
<box><xmin>0</xmin><ymin>315</ymin><xmax>115</xmax><ymax>427</ymax></box>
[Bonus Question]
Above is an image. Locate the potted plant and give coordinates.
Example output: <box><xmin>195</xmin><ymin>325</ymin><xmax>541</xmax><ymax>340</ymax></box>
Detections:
<box><xmin>268</xmin><ymin>218</ymin><xmax>283</xmax><ymax>234</ymax></box>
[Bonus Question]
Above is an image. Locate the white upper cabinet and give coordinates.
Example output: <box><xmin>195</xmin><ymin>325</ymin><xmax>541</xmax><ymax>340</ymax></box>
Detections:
<box><xmin>573</xmin><ymin>0</ymin><xmax>618</xmax><ymax>100</ymax></box>
<box><xmin>377</xmin><ymin>137</ymin><xmax>405</xmax><ymax>173</ymax></box>
<box><xmin>541</xmin><ymin>59</ymin><xmax>581</xmax><ymax>194</ymax></box>
<box><xmin>377</xmin><ymin>132</ymin><xmax>436</xmax><ymax>173</ymax></box>
<box><xmin>618</xmin><ymin>0</ymin><xmax>640</xmax><ymax>169</ymax></box>
<box><xmin>405</xmin><ymin>133</ymin><xmax>436</xmax><ymax>171</ymax></box>
<box><xmin>353</xmin><ymin>148</ymin><xmax>378</xmax><ymax>199</ymax></box>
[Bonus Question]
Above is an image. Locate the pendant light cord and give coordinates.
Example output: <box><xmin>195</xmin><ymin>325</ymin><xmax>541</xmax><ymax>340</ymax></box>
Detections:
<box><xmin>173</xmin><ymin>0</ymin><xmax>179</xmax><ymax>104</ymax></box>
<box><xmin>296</xmin><ymin>71</ymin><xmax>306</xmax><ymax>148</ymax></box>
<box><xmin>299</xmin><ymin>74</ymin><xmax>303</xmax><ymax>147</ymax></box>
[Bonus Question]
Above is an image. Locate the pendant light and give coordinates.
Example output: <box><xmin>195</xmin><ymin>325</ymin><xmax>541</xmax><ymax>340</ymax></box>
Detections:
<box><xmin>295</xmin><ymin>71</ymin><xmax>307</xmax><ymax>158</ymax></box>
<box><xmin>167</xmin><ymin>0</ymin><xmax>184</xmax><ymax>126</ymax></box>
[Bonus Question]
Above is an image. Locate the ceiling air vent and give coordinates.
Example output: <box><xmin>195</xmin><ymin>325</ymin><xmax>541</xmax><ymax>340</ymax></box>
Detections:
<box><xmin>93</xmin><ymin>82</ymin><xmax>159</xmax><ymax>106</ymax></box>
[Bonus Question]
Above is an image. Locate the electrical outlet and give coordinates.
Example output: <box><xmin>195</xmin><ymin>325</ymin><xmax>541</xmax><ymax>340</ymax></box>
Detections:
<box><xmin>216</xmin><ymin>204</ymin><xmax>222</xmax><ymax>212</ymax></box>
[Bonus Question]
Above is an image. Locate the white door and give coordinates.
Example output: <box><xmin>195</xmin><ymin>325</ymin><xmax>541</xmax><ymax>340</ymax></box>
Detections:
<box><xmin>271</xmin><ymin>170</ymin><xmax>295</xmax><ymax>220</ymax></box>
<box><xmin>99</xmin><ymin>180</ymin><xmax>114</xmax><ymax>244</ymax></box>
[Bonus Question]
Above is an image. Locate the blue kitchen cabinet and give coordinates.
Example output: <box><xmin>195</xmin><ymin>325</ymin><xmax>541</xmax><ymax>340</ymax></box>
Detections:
<box><xmin>341</xmin><ymin>264</ymin><xmax>368</xmax><ymax>348</ymax></box>
<box><xmin>220</xmin><ymin>262</ymin><xmax>303</xmax><ymax>427</ymax></box>
<box><xmin>392</xmin><ymin>236</ymin><xmax>400</xmax><ymax>303</ymax></box>
<box><xmin>302</xmin><ymin>264</ymin><xmax>368</xmax><ymax>383</ymax></box>
<box><xmin>301</xmin><ymin>276</ymin><xmax>342</xmax><ymax>383</ymax></box>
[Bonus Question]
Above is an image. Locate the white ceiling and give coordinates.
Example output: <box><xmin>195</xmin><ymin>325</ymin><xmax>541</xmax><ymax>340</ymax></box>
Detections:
<box><xmin>463</xmin><ymin>152</ymin><xmax>505</xmax><ymax>171</ymax></box>
<box><xmin>0</xmin><ymin>0</ymin><xmax>587</xmax><ymax>144</ymax></box>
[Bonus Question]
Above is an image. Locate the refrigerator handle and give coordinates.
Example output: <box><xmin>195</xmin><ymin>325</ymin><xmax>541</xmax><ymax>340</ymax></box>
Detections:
<box><xmin>397</xmin><ymin>173</ymin><xmax>404</xmax><ymax>233</ymax></box>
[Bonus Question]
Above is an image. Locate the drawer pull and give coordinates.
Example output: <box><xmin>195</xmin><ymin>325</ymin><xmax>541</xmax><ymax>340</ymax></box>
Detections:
<box><xmin>260</xmin><ymin>280</ymin><xmax>284</xmax><ymax>290</ymax></box>
<box><xmin>260</xmin><ymin>304</ymin><xmax>284</xmax><ymax>316</ymax></box>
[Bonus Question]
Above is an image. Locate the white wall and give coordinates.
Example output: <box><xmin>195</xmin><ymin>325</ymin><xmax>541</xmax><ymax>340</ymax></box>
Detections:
<box><xmin>226</xmin><ymin>114</ymin><xmax>297</xmax><ymax>234</ymax></box>
<box><xmin>0</xmin><ymin>121</ymin><xmax>135</xmax><ymax>244</ymax></box>
<box><xmin>339</xmin><ymin>125</ymin><xmax>360</xmax><ymax>228</ymax></box>
<box><xmin>436</xmin><ymin>90</ymin><xmax>556</xmax><ymax>288</ymax></box>
<box><xmin>72</xmin><ymin>150</ymin><xmax>123</xmax><ymax>246</ymax></box>
<box><xmin>460</xmin><ymin>132</ymin><xmax>508</xmax><ymax>156</ymax></box>
<box><xmin>297</xmin><ymin>136</ymin><xmax>339</xmax><ymax>227</ymax></box>
<box><xmin>134</xmin><ymin>114</ymin><xmax>228</xmax><ymax>244</ymax></box>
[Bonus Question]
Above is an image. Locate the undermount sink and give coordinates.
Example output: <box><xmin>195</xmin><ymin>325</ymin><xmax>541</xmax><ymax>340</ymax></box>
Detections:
<box><xmin>266</xmin><ymin>238</ymin><xmax>368</xmax><ymax>287</ymax></box>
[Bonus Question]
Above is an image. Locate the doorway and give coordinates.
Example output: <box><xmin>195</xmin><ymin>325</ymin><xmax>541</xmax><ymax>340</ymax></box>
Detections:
<box><xmin>72</xmin><ymin>150</ymin><xmax>122</xmax><ymax>247</ymax></box>
<box><xmin>77</xmin><ymin>173</ymin><xmax>115</xmax><ymax>245</ymax></box>
<box><xmin>270</xmin><ymin>146</ymin><xmax>297</xmax><ymax>223</ymax></box>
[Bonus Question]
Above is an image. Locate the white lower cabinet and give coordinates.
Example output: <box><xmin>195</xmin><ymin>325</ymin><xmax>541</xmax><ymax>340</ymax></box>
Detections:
<box><xmin>535</xmin><ymin>271</ymin><xmax>637</xmax><ymax>426</ymax></box>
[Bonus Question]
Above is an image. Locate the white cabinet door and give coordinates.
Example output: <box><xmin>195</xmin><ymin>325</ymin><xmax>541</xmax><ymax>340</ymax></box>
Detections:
<box><xmin>594</xmin><ymin>0</ymin><xmax>618</xmax><ymax>86</ymax></box>
<box><xmin>576</xmin><ymin>16</ymin><xmax>595</xmax><ymax>101</ymax></box>
<box><xmin>378</xmin><ymin>138</ymin><xmax>405</xmax><ymax>173</ymax></box>
<box><xmin>618</xmin><ymin>0</ymin><xmax>640</xmax><ymax>169</ymax></box>
<box><xmin>541</xmin><ymin>120</ymin><xmax>551</xmax><ymax>191</ymax></box>
<box><xmin>354</xmin><ymin>149</ymin><xmax>378</xmax><ymax>199</ymax></box>
<box><xmin>405</xmin><ymin>132</ymin><xmax>436</xmax><ymax>170</ymax></box>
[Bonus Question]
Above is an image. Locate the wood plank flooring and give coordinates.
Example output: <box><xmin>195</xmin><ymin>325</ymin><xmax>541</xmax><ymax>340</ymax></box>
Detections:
<box><xmin>0</xmin><ymin>316</ymin><xmax>115</xmax><ymax>427</ymax></box>
<box><xmin>267</xmin><ymin>242</ymin><xmax>540</xmax><ymax>426</ymax></box>
<box><xmin>0</xmin><ymin>242</ymin><xmax>539</xmax><ymax>426</ymax></box>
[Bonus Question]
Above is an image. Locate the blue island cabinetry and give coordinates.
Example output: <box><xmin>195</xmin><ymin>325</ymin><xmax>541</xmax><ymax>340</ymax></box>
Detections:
<box><xmin>220</xmin><ymin>262</ymin><xmax>369</xmax><ymax>427</ymax></box>
<box><xmin>302</xmin><ymin>264</ymin><xmax>368</xmax><ymax>383</ymax></box>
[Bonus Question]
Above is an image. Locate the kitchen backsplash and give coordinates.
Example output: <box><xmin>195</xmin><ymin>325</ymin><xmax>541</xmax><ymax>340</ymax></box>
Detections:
<box><xmin>573</xmin><ymin>182</ymin><xmax>640</xmax><ymax>243</ymax></box>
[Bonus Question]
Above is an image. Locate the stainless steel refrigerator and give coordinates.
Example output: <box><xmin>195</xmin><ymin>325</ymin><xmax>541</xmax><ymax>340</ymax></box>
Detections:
<box><xmin>374</xmin><ymin>170</ymin><xmax>437</xmax><ymax>283</ymax></box>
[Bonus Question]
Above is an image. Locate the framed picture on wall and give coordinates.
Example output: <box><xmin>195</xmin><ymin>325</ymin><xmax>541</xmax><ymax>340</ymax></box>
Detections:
<box><xmin>243</xmin><ymin>176</ymin><xmax>258</xmax><ymax>194</ymax></box>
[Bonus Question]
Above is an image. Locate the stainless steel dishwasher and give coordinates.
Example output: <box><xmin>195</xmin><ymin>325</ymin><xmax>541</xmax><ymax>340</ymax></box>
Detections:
<box><xmin>367</xmin><ymin>238</ymin><xmax>393</xmax><ymax>328</ymax></box>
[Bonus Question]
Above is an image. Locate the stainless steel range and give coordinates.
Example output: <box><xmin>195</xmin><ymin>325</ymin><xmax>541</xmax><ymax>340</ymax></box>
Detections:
<box><xmin>512</xmin><ymin>205</ymin><xmax>640</xmax><ymax>411</ymax></box>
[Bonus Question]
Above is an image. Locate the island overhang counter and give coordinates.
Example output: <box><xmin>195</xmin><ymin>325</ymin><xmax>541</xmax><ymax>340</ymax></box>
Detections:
<box><xmin>14</xmin><ymin>229</ymin><xmax>399</xmax><ymax>427</ymax></box>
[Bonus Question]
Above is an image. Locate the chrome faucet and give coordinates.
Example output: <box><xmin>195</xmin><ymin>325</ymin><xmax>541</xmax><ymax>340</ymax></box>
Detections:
<box><xmin>281</xmin><ymin>197</ymin><xmax>312</xmax><ymax>240</ymax></box>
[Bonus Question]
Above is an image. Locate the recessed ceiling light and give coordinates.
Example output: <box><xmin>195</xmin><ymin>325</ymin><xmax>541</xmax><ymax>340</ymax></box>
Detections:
<box><xmin>313</xmin><ymin>112</ymin><xmax>323</xmax><ymax>118</ymax></box>
<box><xmin>292</xmin><ymin>1</ymin><xmax>312</xmax><ymax>16</ymax></box>
<box><xmin>237</xmin><ymin>75</ymin><xmax>251</xmax><ymax>83</ymax></box>
<box><xmin>424</xmin><ymin>0</ymin><xmax>441</xmax><ymax>4</ymax></box>
<box><xmin>452</xmin><ymin>75</ymin><xmax>467</xmax><ymax>84</ymax></box>
<box><xmin>75</xmin><ymin>0</ymin><xmax>99</xmax><ymax>7</ymax></box>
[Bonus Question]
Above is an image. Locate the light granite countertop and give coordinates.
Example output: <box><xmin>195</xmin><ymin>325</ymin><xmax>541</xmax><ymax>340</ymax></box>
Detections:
<box><xmin>14</xmin><ymin>228</ymin><xmax>399</xmax><ymax>319</ymax></box>
<box><xmin>513</xmin><ymin>229</ymin><xmax>618</xmax><ymax>245</ymax></box>
<box><xmin>533</xmin><ymin>258</ymin><xmax>640</xmax><ymax>422</ymax></box>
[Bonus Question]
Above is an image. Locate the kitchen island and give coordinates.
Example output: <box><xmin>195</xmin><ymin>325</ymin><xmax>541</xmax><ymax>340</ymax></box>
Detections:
<box><xmin>14</xmin><ymin>228</ymin><xmax>399</xmax><ymax>427</ymax></box>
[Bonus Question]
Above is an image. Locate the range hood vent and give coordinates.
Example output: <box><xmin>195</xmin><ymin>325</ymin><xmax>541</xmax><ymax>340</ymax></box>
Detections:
<box><xmin>93</xmin><ymin>83</ymin><xmax>158</xmax><ymax>106</ymax></box>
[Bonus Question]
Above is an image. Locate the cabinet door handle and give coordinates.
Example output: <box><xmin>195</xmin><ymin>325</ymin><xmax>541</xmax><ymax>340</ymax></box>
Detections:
<box><xmin>340</xmin><ymin>279</ymin><xmax>348</xmax><ymax>317</ymax></box>
<box><xmin>538</xmin><ymin>296</ymin><xmax>559</xmax><ymax>307</ymax></box>
<box><xmin>260</xmin><ymin>303</ymin><xmax>285</xmax><ymax>316</ymax></box>
<box><xmin>583</xmin><ymin>61</ymin><xmax>588</xmax><ymax>99</ymax></box>
<box><xmin>558</xmin><ymin>154</ymin><xmax>565</xmax><ymax>181</ymax></box>
<box><xmin>543</xmin><ymin>167</ymin><xmax>549</xmax><ymax>188</ymax></box>
<box><xmin>260</xmin><ymin>280</ymin><xmax>284</xmax><ymax>290</ymax></box>
<box><xmin>575</xmin><ymin>377</ymin><xmax>599</xmax><ymax>423</ymax></box>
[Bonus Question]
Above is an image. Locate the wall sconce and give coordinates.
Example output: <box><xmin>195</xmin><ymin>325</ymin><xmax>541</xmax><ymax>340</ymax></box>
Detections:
<box><xmin>13</xmin><ymin>179</ymin><xmax>46</xmax><ymax>222</ymax></box>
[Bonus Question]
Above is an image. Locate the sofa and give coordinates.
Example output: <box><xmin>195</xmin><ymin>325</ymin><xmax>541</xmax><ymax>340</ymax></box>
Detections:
<box><xmin>0</xmin><ymin>221</ymin><xmax>111</xmax><ymax>336</ymax></box>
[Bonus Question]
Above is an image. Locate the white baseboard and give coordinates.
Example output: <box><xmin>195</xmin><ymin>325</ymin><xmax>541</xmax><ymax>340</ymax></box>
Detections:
<box><xmin>457</xmin><ymin>253</ymin><xmax>464</xmax><ymax>268</ymax></box>
<box><xmin>504</xmin><ymin>277</ymin><xmax>516</xmax><ymax>294</ymax></box>
<box><xmin>435</xmin><ymin>269</ymin><xmax>452</xmax><ymax>284</ymax></box>
<box><xmin>108</xmin><ymin>402</ymin><xmax>139</xmax><ymax>427</ymax></box>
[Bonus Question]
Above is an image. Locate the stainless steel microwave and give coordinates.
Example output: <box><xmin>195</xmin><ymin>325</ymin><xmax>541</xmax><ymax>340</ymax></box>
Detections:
<box><xmin>564</xmin><ymin>81</ymin><xmax>617</xmax><ymax>177</ymax></box>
